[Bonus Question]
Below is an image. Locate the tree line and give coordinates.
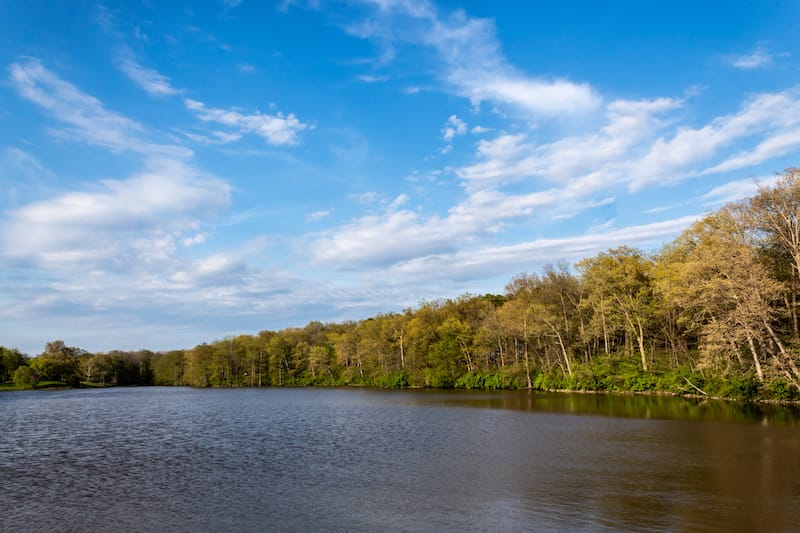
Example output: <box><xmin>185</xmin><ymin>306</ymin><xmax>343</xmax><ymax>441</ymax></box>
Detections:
<box><xmin>5</xmin><ymin>169</ymin><xmax>800</xmax><ymax>400</ymax></box>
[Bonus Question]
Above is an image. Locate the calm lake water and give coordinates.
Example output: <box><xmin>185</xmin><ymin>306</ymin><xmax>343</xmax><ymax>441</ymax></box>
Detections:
<box><xmin>2</xmin><ymin>387</ymin><xmax>799</xmax><ymax>532</ymax></box>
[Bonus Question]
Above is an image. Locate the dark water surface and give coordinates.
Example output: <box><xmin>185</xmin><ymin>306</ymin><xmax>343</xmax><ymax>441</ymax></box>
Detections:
<box><xmin>2</xmin><ymin>388</ymin><xmax>799</xmax><ymax>531</ymax></box>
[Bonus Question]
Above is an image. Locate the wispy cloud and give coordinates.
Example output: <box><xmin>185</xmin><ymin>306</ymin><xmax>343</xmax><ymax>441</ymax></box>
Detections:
<box><xmin>116</xmin><ymin>50</ymin><xmax>180</xmax><ymax>96</ymax></box>
<box><xmin>728</xmin><ymin>45</ymin><xmax>774</xmax><ymax>69</ymax></box>
<box><xmin>9</xmin><ymin>58</ymin><xmax>190</xmax><ymax>158</ymax></box>
<box><xmin>1</xmin><ymin>147</ymin><xmax>56</xmax><ymax>183</ymax></box>
<box><xmin>385</xmin><ymin>215</ymin><xmax>701</xmax><ymax>282</ymax></box>
<box><xmin>343</xmin><ymin>0</ymin><xmax>601</xmax><ymax>117</ymax></box>
<box><xmin>11</xmin><ymin>59</ymin><xmax>142</xmax><ymax>152</ymax></box>
<box><xmin>182</xmin><ymin>129</ymin><xmax>243</xmax><ymax>145</ymax></box>
<box><xmin>636</xmin><ymin>89</ymin><xmax>800</xmax><ymax>188</ymax></box>
<box><xmin>702</xmin><ymin>175</ymin><xmax>779</xmax><ymax>206</ymax></box>
<box><xmin>442</xmin><ymin>114</ymin><xmax>467</xmax><ymax>141</ymax></box>
<box><xmin>184</xmin><ymin>98</ymin><xmax>310</xmax><ymax>146</ymax></box>
<box><xmin>356</xmin><ymin>74</ymin><xmax>389</xmax><ymax>83</ymax></box>
<box><xmin>306</xmin><ymin>208</ymin><xmax>332</xmax><ymax>222</ymax></box>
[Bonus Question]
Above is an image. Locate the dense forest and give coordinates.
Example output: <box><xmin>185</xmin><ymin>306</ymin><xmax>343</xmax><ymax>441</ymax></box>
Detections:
<box><xmin>5</xmin><ymin>169</ymin><xmax>800</xmax><ymax>401</ymax></box>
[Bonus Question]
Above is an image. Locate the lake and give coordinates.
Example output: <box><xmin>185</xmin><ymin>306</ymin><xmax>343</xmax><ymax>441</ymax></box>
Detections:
<box><xmin>2</xmin><ymin>387</ymin><xmax>799</xmax><ymax>531</ymax></box>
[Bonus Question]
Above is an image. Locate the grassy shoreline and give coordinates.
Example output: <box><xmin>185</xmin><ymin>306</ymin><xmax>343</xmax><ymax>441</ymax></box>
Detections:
<box><xmin>3</xmin><ymin>379</ymin><xmax>800</xmax><ymax>406</ymax></box>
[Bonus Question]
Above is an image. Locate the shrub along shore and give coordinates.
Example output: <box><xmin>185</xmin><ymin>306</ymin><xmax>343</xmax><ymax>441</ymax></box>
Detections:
<box><xmin>5</xmin><ymin>169</ymin><xmax>800</xmax><ymax>403</ymax></box>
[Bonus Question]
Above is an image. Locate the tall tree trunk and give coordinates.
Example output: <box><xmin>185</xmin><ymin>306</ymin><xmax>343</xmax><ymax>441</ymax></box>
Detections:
<box><xmin>789</xmin><ymin>289</ymin><xmax>799</xmax><ymax>342</ymax></box>
<box><xmin>398</xmin><ymin>332</ymin><xmax>405</xmax><ymax>369</ymax></box>
<box><xmin>636</xmin><ymin>317</ymin><xmax>648</xmax><ymax>372</ymax></box>
<box><xmin>747</xmin><ymin>335</ymin><xmax>765</xmax><ymax>382</ymax></box>
<box><xmin>498</xmin><ymin>339</ymin><xmax>505</xmax><ymax>368</ymax></box>
<box><xmin>544</xmin><ymin>319</ymin><xmax>572</xmax><ymax>377</ymax></box>
<box><xmin>523</xmin><ymin>340</ymin><xmax>532</xmax><ymax>390</ymax></box>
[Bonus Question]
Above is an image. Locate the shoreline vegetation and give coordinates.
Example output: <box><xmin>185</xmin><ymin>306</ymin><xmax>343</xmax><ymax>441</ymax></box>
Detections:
<box><xmin>5</xmin><ymin>169</ymin><xmax>800</xmax><ymax>405</ymax></box>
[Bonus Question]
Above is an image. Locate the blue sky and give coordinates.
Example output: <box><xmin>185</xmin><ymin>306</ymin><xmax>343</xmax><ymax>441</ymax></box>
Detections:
<box><xmin>2</xmin><ymin>0</ymin><xmax>799</xmax><ymax>355</ymax></box>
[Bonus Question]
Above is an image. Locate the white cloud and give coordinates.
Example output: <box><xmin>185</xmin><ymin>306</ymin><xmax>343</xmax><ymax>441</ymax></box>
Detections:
<box><xmin>403</xmin><ymin>85</ymin><xmax>432</xmax><ymax>94</ymax></box>
<box><xmin>632</xmin><ymin>89</ymin><xmax>800</xmax><ymax>189</ymax></box>
<box><xmin>387</xmin><ymin>215</ymin><xmax>700</xmax><ymax>282</ymax></box>
<box><xmin>182</xmin><ymin>233</ymin><xmax>209</xmax><ymax>246</ymax></box>
<box><xmin>309</xmin><ymin>209</ymin><xmax>459</xmax><ymax>268</ymax></box>
<box><xmin>169</xmin><ymin>252</ymin><xmax>246</xmax><ymax>288</ymax></box>
<box><xmin>471</xmin><ymin>125</ymin><xmax>490</xmax><ymax>134</ymax></box>
<box><xmin>182</xmin><ymin>130</ymin><xmax>243</xmax><ymax>145</ymax></box>
<box><xmin>184</xmin><ymin>98</ymin><xmax>309</xmax><ymax>146</ymax></box>
<box><xmin>728</xmin><ymin>46</ymin><xmax>773</xmax><ymax>69</ymax></box>
<box><xmin>452</xmin><ymin>88</ymin><xmax>800</xmax><ymax>202</ymax></box>
<box><xmin>9</xmin><ymin>59</ymin><xmax>191</xmax><ymax>159</ymax></box>
<box><xmin>306</xmin><ymin>209</ymin><xmax>332</xmax><ymax>222</ymax></box>
<box><xmin>357</xmin><ymin>74</ymin><xmax>389</xmax><ymax>83</ymax></box>
<box><xmin>345</xmin><ymin>0</ymin><xmax>601</xmax><ymax>117</ymax></box>
<box><xmin>308</xmin><ymin>179</ymin><xmax>607</xmax><ymax>270</ymax></box>
<box><xmin>462</xmin><ymin>75</ymin><xmax>600</xmax><ymax>116</ymax></box>
<box><xmin>702</xmin><ymin>175</ymin><xmax>779</xmax><ymax>206</ymax></box>
<box><xmin>700</xmin><ymin>128</ymin><xmax>800</xmax><ymax>176</ymax></box>
<box><xmin>456</xmin><ymin>133</ymin><xmax>536</xmax><ymax>188</ymax></box>
<box><xmin>10</xmin><ymin>59</ymin><xmax>140</xmax><ymax>152</ymax></box>
<box><xmin>456</xmin><ymin>96</ymin><xmax>684</xmax><ymax>192</ymax></box>
<box><xmin>389</xmin><ymin>193</ymin><xmax>409</xmax><ymax>209</ymax></box>
<box><xmin>2</xmin><ymin>157</ymin><xmax>230</xmax><ymax>270</ymax></box>
<box><xmin>349</xmin><ymin>191</ymin><xmax>382</xmax><ymax>204</ymax></box>
<box><xmin>116</xmin><ymin>51</ymin><xmax>180</xmax><ymax>96</ymax></box>
<box><xmin>442</xmin><ymin>114</ymin><xmax>467</xmax><ymax>141</ymax></box>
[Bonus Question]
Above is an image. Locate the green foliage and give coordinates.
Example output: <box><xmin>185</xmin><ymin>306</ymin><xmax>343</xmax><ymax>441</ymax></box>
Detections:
<box><xmin>380</xmin><ymin>371</ymin><xmax>410</xmax><ymax>388</ymax></box>
<box><xmin>764</xmin><ymin>379</ymin><xmax>800</xmax><ymax>401</ymax></box>
<box><xmin>12</xmin><ymin>365</ymin><xmax>33</xmax><ymax>388</ymax></box>
<box><xmin>708</xmin><ymin>375</ymin><xmax>762</xmax><ymax>400</ymax></box>
<box><xmin>424</xmin><ymin>367</ymin><xmax>454</xmax><ymax>388</ymax></box>
<box><xmin>1</xmin><ymin>346</ymin><xmax>27</xmax><ymax>383</ymax></box>
<box><xmin>455</xmin><ymin>371</ymin><xmax>506</xmax><ymax>389</ymax></box>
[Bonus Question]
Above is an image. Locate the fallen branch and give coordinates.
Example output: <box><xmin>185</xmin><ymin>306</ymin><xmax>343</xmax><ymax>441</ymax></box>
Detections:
<box><xmin>684</xmin><ymin>377</ymin><xmax>707</xmax><ymax>396</ymax></box>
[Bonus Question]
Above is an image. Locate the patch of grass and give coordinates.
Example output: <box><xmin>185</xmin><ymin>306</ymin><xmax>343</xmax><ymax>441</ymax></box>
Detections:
<box><xmin>33</xmin><ymin>381</ymin><xmax>68</xmax><ymax>389</ymax></box>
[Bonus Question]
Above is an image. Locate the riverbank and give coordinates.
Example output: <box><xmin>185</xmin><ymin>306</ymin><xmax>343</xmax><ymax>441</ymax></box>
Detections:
<box><xmin>4</xmin><ymin>379</ymin><xmax>800</xmax><ymax>407</ymax></box>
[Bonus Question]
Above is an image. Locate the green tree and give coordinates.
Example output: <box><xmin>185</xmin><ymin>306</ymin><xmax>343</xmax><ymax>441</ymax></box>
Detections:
<box><xmin>152</xmin><ymin>350</ymin><xmax>186</xmax><ymax>385</ymax></box>
<box><xmin>13</xmin><ymin>365</ymin><xmax>33</xmax><ymax>387</ymax></box>
<box><xmin>30</xmin><ymin>340</ymin><xmax>84</xmax><ymax>386</ymax></box>
<box><xmin>1</xmin><ymin>346</ymin><xmax>27</xmax><ymax>383</ymax></box>
<box><xmin>657</xmin><ymin>208</ymin><xmax>797</xmax><ymax>386</ymax></box>
<box><xmin>578</xmin><ymin>247</ymin><xmax>655</xmax><ymax>371</ymax></box>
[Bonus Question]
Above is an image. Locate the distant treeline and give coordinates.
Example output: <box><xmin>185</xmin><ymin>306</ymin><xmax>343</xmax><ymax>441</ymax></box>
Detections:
<box><xmin>5</xmin><ymin>169</ymin><xmax>800</xmax><ymax>401</ymax></box>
